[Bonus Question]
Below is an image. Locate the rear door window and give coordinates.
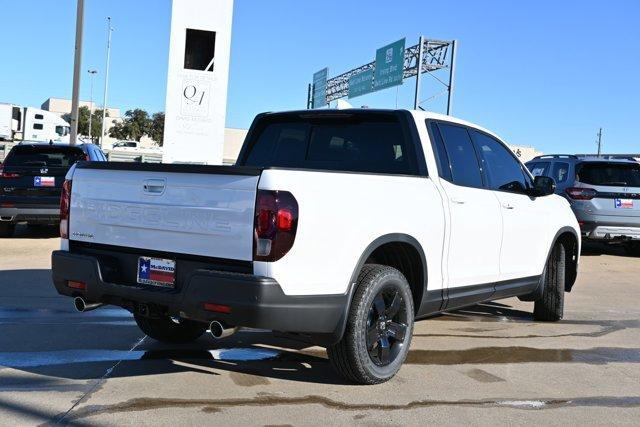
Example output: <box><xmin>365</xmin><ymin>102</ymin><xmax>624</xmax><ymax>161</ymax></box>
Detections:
<box><xmin>436</xmin><ymin>123</ymin><xmax>483</xmax><ymax>188</ymax></box>
<box><xmin>471</xmin><ymin>130</ymin><xmax>529</xmax><ymax>194</ymax></box>
<box><xmin>527</xmin><ymin>162</ymin><xmax>549</xmax><ymax>177</ymax></box>
<box><xmin>577</xmin><ymin>162</ymin><xmax>640</xmax><ymax>187</ymax></box>
<box><xmin>4</xmin><ymin>146</ymin><xmax>85</xmax><ymax>168</ymax></box>
<box><xmin>242</xmin><ymin>115</ymin><xmax>418</xmax><ymax>175</ymax></box>
<box><xmin>427</xmin><ymin>121</ymin><xmax>452</xmax><ymax>181</ymax></box>
<box><xmin>551</xmin><ymin>162</ymin><xmax>570</xmax><ymax>184</ymax></box>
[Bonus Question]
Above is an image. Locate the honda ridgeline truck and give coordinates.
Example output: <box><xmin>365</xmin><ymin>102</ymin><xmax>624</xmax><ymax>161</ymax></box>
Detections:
<box><xmin>51</xmin><ymin>110</ymin><xmax>580</xmax><ymax>384</ymax></box>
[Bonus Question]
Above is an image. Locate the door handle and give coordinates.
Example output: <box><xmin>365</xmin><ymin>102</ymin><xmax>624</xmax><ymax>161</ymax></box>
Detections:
<box><xmin>450</xmin><ymin>198</ymin><xmax>465</xmax><ymax>205</ymax></box>
<box><xmin>143</xmin><ymin>179</ymin><xmax>166</xmax><ymax>195</ymax></box>
<box><xmin>502</xmin><ymin>203</ymin><xmax>515</xmax><ymax>209</ymax></box>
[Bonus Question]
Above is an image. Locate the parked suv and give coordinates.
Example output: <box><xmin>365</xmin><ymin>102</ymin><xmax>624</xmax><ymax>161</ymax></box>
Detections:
<box><xmin>526</xmin><ymin>155</ymin><xmax>640</xmax><ymax>253</ymax></box>
<box><xmin>52</xmin><ymin>110</ymin><xmax>580</xmax><ymax>384</ymax></box>
<box><xmin>0</xmin><ymin>142</ymin><xmax>106</xmax><ymax>237</ymax></box>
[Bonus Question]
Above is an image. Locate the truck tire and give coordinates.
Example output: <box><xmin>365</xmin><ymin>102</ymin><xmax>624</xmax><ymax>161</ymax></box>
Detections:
<box><xmin>533</xmin><ymin>242</ymin><xmax>566</xmax><ymax>321</ymax></box>
<box><xmin>0</xmin><ymin>223</ymin><xmax>15</xmax><ymax>238</ymax></box>
<box><xmin>327</xmin><ymin>264</ymin><xmax>414</xmax><ymax>384</ymax></box>
<box><xmin>623</xmin><ymin>242</ymin><xmax>640</xmax><ymax>257</ymax></box>
<box><xmin>134</xmin><ymin>314</ymin><xmax>207</xmax><ymax>343</ymax></box>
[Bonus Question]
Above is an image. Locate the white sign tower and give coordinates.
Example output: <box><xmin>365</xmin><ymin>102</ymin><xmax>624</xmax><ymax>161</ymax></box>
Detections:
<box><xmin>162</xmin><ymin>0</ymin><xmax>234</xmax><ymax>164</ymax></box>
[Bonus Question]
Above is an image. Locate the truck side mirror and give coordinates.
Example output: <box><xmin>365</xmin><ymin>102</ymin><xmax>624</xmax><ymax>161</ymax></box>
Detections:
<box><xmin>532</xmin><ymin>176</ymin><xmax>556</xmax><ymax>197</ymax></box>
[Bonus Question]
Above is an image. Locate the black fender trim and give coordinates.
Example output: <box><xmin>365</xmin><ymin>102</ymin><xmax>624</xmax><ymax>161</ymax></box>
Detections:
<box><xmin>322</xmin><ymin>233</ymin><xmax>435</xmax><ymax>346</ymax></box>
<box><xmin>518</xmin><ymin>226</ymin><xmax>580</xmax><ymax>301</ymax></box>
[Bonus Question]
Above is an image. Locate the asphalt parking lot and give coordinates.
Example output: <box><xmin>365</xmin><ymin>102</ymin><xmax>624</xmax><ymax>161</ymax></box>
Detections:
<box><xmin>0</xmin><ymin>226</ymin><xmax>639</xmax><ymax>426</ymax></box>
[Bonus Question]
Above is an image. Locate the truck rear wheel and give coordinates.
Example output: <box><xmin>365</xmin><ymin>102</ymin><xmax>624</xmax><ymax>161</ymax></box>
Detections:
<box><xmin>533</xmin><ymin>242</ymin><xmax>566</xmax><ymax>321</ymax></box>
<box><xmin>328</xmin><ymin>264</ymin><xmax>414</xmax><ymax>384</ymax></box>
<box><xmin>0</xmin><ymin>223</ymin><xmax>15</xmax><ymax>238</ymax></box>
<box><xmin>623</xmin><ymin>241</ymin><xmax>640</xmax><ymax>257</ymax></box>
<box><xmin>134</xmin><ymin>314</ymin><xmax>207</xmax><ymax>343</ymax></box>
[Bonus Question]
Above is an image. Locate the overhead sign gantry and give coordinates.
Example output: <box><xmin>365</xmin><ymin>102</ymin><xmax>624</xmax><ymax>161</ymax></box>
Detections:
<box><xmin>308</xmin><ymin>36</ymin><xmax>456</xmax><ymax>113</ymax></box>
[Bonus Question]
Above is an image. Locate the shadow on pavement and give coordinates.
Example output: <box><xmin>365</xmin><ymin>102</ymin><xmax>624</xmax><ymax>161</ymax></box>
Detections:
<box><xmin>2</xmin><ymin>224</ymin><xmax>59</xmax><ymax>240</ymax></box>
<box><xmin>580</xmin><ymin>240</ymin><xmax>638</xmax><ymax>258</ymax></box>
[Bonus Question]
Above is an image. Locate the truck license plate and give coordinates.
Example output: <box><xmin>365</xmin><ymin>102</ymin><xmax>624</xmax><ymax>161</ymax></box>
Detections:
<box><xmin>137</xmin><ymin>257</ymin><xmax>176</xmax><ymax>288</ymax></box>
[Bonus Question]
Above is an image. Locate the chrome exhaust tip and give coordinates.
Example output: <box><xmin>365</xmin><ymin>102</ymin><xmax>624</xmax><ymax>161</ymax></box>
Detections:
<box><xmin>73</xmin><ymin>296</ymin><xmax>103</xmax><ymax>313</ymax></box>
<box><xmin>209</xmin><ymin>320</ymin><xmax>238</xmax><ymax>339</ymax></box>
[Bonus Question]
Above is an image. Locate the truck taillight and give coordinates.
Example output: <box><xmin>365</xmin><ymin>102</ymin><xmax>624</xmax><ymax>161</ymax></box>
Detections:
<box><xmin>0</xmin><ymin>167</ymin><xmax>20</xmax><ymax>178</ymax></box>
<box><xmin>565</xmin><ymin>187</ymin><xmax>597</xmax><ymax>200</ymax></box>
<box><xmin>60</xmin><ymin>179</ymin><xmax>72</xmax><ymax>239</ymax></box>
<box><xmin>254</xmin><ymin>190</ymin><xmax>298</xmax><ymax>262</ymax></box>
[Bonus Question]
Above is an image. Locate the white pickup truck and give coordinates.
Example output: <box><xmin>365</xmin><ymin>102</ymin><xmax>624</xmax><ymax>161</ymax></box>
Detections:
<box><xmin>52</xmin><ymin>109</ymin><xmax>580</xmax><ymax>384</ymax></box>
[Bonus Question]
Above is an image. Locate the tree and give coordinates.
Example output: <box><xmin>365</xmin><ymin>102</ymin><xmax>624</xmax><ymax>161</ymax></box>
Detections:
<box><xmin>108</xmin><ymin>109</ymin><xmax>151</xmax><ymax>141</ymax></box>
<box><xmin>149</xmin><ymin>112</ymin><xmax>165</xmax><ymax>146</ymax></box>
<box><xmin>62</xmin><ymin>107</ymin><xmax>108</xmax><ymax>142</ymax></box>
<box><xmin>108</xmin><ymin>120</ymin><xmax>128</xmax><ymax>141</ymax></box>
<box><xmin>89</xmin><ymin>109</ymin><xmax>107</xmax><ymax>141</ymax></box>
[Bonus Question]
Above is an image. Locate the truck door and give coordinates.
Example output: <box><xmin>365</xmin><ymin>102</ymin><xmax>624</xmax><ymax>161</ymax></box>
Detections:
<box><xmin>469</xmin><ymin>129</ymin><xmax>549</xmax><ymax>289</ymax></box>
<box><xmin>430</xmin><ymin>122</ymin><xmax>502</xmax><ymax>309</ymax></box>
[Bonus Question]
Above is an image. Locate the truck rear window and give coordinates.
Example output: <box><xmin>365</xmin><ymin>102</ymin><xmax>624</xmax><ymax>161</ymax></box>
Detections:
<box><xmin>241</xmin><ymin>114</ymin><xmax>418</xmax><ymax>175</ymax></box>
<box><xmin>4</xmin><ymin>146</ymin><xmax>85</xmax><ymax>168</ymax></box>
<box><xmin>577</xmin><ymin>162</ymin><xmax>640</xmax><ymax>187</ymax></box>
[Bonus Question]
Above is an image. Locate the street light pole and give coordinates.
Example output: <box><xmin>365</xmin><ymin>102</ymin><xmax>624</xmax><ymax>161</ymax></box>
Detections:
<box><xmin>100</xmin><ymin>17</ymin><xmax>113</xmax><ymax>147</ymax></box>
<box><xmin>87</xmin><ymin>69</ymin><xmax>97</xmax><ymax>141</ymax></box>
<box><xmin>69</xmin><ymin>0</ymin><xmax>85</xmax><ymax>146</ymax></box>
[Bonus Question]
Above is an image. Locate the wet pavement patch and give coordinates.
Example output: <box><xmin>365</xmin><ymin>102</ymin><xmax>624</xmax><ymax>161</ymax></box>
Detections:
<box><xmin>1</xmin><ymin>346</ymin><xmax>638</xmax><ymax>369</ymax></box>
<box><xmin>67</xmin><ymin>394</ymin><xmax>640</xmax><ymax>420</ymax></box>
<box><xmin>404</xmin><ymin>346</ymin><xmax>640</xmax><ymax>365</ymax></box>
<box><xmin>415</xmin><ymin>319</ymin><xmax>640</xmax><ymax>339</ymax></box>
<box><xmin>464</xmin><ymin>368</ymin><xmax>506</xmax><ymax>383</ymax></box>
<box><xmin>0</xmin><ymin>348</ymin><xmax>281</xmax><ymax>368</ymax></box>
<box><xmin>229</xmin><ymin>372</ymin><xmax>270</xmax><ymax>387</ymax></box>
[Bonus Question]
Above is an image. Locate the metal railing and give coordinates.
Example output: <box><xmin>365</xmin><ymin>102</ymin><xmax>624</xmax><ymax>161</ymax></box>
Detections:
<box><xmin>104</xmin><ymin>150</ymin><xmax>163</xmax><ymax>163</ymax></box>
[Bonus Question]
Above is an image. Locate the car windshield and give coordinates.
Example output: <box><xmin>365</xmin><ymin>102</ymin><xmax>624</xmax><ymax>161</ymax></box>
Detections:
<box><xmin>577</xmin><ymin>162</ymin><xmax>640</xmax><ymax>187</ymax></box>
<box><xmin>4</xmin><ymin>146</ymin><xmax>85</xmax><ymax>168</ymax></box>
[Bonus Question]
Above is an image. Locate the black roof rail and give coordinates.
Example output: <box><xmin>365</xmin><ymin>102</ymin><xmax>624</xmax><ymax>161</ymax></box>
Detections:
<box><xmin>530</xmin><ymin>154</ymin><xmax>578</xmax><ymax>160</ymax></box>
<box><xmin>574</xmin><ymin>154</ymin><xmax>639</xmax><ymax>161</ymax></box>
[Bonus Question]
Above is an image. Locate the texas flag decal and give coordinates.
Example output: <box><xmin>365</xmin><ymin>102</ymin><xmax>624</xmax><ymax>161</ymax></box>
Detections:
<box><xmin>615</xmin><ymin>198</ymin><xmax>634</xmax><ymax>209</ymax></box>
<box><xmin>34</xmin><ymin>176</ymin><xmax>55</xmax><ymax>187</ymax></box>
<box><xmin>137</xmin><ymin>257</ymin><xmax>176</xmax><ymax>287</ymax></box>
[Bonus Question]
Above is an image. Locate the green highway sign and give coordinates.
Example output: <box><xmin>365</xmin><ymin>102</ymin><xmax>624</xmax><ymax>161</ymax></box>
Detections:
<box><xmin>312</xmin><ymin>67</ymin><xmax>328</xmax><ymax>108</ymax></box>
<box><xmin>373</xmin><ymin>38</ymin><xmax>405</xmax><ymax>91</ymax></box>
<box><xmin>348</xmin><ymin>69</ymin><xmax>374</xmax><ymax>99</ymax></box>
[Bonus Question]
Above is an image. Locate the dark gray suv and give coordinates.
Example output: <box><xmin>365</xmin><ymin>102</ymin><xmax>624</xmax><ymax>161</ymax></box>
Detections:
<box><xmin>526</xmin><ymin>155</ymin><xmax>640</xmax><ymax>254</ymax></box>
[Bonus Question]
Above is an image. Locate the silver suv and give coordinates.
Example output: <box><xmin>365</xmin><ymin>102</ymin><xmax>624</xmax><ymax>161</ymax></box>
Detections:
<box><xmin>526</xmin><ymin>155</ymin><xmax>640</xmax><ymax>254</ymax></box>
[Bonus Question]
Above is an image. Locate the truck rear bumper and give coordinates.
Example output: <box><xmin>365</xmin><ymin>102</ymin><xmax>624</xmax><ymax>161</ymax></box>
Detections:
<box><xmin>578</xmin><ymin>219</ymin><xmax>640</xmax><ymax>241</ymax></box>
<box><xmin>0</xmin><ymin>206</ymin><xmax>59</xmax><ymax>224</ymax></box>
<box><xmin>51</xmin><ymin>250</ymin><xmax>347</xmax><ymax>340</ymax></box>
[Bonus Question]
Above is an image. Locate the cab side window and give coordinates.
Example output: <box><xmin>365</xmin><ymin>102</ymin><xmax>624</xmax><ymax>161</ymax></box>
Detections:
<box><xmin>470</xmin><ymin>130</ymin><xmax>529</xmax><ymax>194</ymax></box>
<box><xmin>436</xmin><ymin>123</ymin><xmax>483</xmax><ymax>188</ymax></box>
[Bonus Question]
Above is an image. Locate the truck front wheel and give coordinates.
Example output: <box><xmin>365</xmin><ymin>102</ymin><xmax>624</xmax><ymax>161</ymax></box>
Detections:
<box><xmin>134</xmin><ymin>314</ymin><xmax>207</xmax><ymax>343</ymax></box>
<box><xmin>0</xmin><ymin>223</ymin><xmax>15</xmax><ymax>238</ymax></box>
<box><xmin>533</xmin><ymin>241</ymin><xmax>566</xmax><ymax>321</ymax></box>
<box><xmin>328</xmin><ymin>264</ymin><xmax>414</xmax><ymax>384</ymax></box>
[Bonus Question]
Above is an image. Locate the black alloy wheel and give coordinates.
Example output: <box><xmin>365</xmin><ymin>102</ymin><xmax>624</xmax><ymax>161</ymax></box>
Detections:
<box><xmin>366</xmin><ymin>288</ymin><xmax>408</xmax><ymax>366</ymax></box>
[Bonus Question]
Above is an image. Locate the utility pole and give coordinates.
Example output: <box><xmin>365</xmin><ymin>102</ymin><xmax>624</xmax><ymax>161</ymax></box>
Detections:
<box><xmin>100</xmin><ymin>17</ymin><xmax>113</xmax><ymax>147</ymax></box>
<box><xmin>69</xmin><ymin>0</ymin><xmax>85</xmax><ymax>146</ymax></box>
<box><xmin>87</xmin><ymin>69</ymin><xmax>98</xmax><ymax>141</ymax></box>
<box><xmin>596</xmin><ymin>127</ymin><xmax>603</xmax><ymax>156</ymax></box>
<box><xmin>413</xmin><ymin>35</ymin><xmax>425</xmax><ymax>110</ymax></box>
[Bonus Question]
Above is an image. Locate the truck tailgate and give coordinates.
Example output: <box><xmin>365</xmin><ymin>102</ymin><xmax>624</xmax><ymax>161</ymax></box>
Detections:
<box><xmin>69</xmin><ymin>164</ymin><xmax>260</xmax><ymax>261</ymax></box>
